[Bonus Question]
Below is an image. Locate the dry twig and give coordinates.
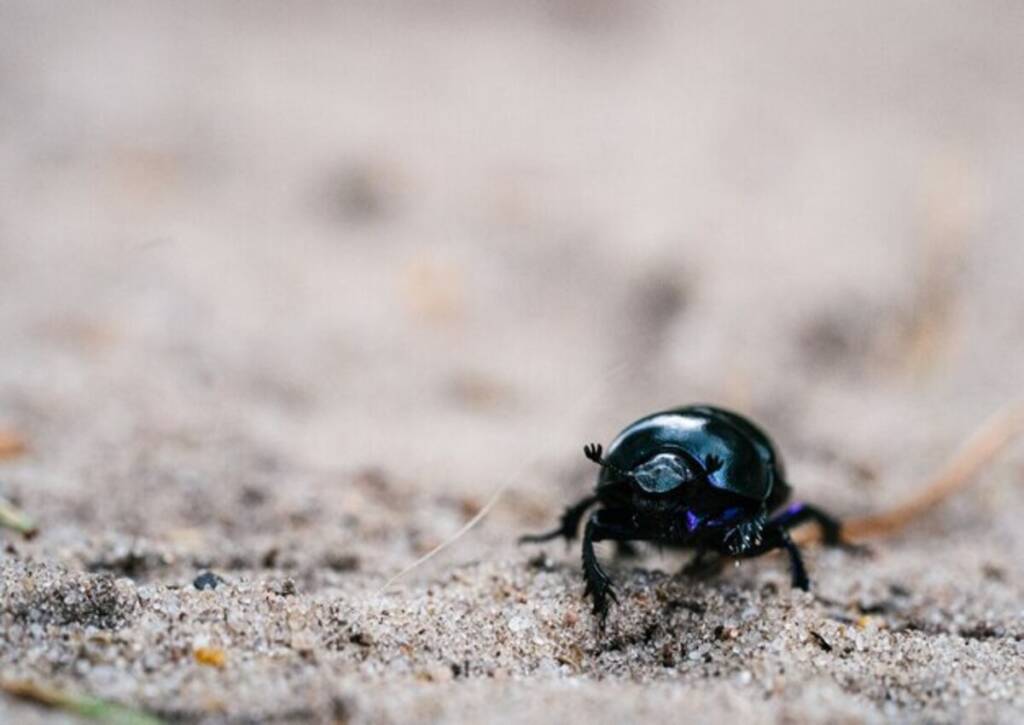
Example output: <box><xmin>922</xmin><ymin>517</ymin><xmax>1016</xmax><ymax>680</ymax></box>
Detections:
<box><xmin>0</xmin><ymin>496</ymin><xmax>38</xmax><ymax>538</ymax></box>
<box><xmin>795</xmin><ymin>401</ymin><xmax>1024</xmax><ymax>544</ymax></box>
<box><xmin>1</xmin><ymin>679</ymin><xmax>163</xmax><ymax>724</ymax></box>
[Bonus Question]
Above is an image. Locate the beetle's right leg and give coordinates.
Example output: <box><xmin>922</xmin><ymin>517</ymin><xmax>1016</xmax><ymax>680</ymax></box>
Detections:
<box><xmin>519</xmin><ymin>494</ymin><xmax>599</xmax><ymax>544</ymax></box>
<box><xmin>581</xmin><ymin>509</ymin><xmax>644</xmax><ymax>626</ymax></box>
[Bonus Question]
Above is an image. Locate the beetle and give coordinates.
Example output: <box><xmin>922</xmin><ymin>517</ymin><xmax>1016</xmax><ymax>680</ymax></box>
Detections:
<box><xmin>520</xmin><ymin>404</ymin><xmax>847</xmax><ymax>623</ymax></box>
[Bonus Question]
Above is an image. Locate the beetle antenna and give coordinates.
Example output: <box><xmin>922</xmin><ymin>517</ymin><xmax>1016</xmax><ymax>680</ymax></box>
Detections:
<box><xmin>583</xmin><ymin>443</ymin><xmax>634</xmax><ymax>481</ymax></box>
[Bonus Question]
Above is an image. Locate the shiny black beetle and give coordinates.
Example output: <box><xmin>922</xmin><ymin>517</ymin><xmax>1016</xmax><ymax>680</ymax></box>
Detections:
<box><xmin>521</xmin><ymin>405</ymin><xmax>846</xmax><ymax>623</ymax></box>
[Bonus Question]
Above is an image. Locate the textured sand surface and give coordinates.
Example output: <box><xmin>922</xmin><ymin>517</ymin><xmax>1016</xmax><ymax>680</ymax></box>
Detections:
<box><xmin>2</xmin><ymin>2</ymin><xmax>1024</xmax><ymax>723</ymax></box>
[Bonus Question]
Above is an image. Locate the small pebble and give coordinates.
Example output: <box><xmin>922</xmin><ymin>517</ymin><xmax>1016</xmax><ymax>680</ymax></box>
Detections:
<box><xmin>193</xmin><ymin>571</ymin><xmax>223</xmax><ymax>591</ymax></box>
<box><xmin>507</xmin><ymin>614</ymin><xmax>533</xmax><ymax>633</ymax></box>
<box><xmin>194</xmin><ymin>646</ymin><xmax>226</xmax><ymax>668</ymax></box>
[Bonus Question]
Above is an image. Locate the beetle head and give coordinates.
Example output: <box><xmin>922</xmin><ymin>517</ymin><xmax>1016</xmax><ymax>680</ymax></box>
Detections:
<box><xmin>585</xmin><ymin>443</ymin><xmax>704</xmax><ymax>502</ymax></box>
<box><xmin>630</xmin><ymin>452</ymin><xmax>697</xmax><ymax>495</ymax></box>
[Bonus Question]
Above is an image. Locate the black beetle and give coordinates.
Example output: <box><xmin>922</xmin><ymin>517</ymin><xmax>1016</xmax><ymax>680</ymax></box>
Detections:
<box><xmin>521</xmin><ymin>404</ymin><xmax>847</xmax><ymax>623</ymax></box>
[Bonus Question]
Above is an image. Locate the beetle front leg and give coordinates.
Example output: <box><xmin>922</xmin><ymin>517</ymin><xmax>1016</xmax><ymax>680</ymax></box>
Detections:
<box><xmin>581</xmin><ymin>509</ymin><xmax>644</xmax><ymax>625</ymax></box>
<box><xmin>733</xmin><ymin>523</ymin><xmax>810</xmax><ymax>590</ymax></box>
<box><xmin>776</xmin><ymin>528</ymin><xmax>809</xmax><ymax>590</ymax></box>
<box><xmin>581</xmin><ymin>517</ymin><xmax>615</xmax><ymax>623</ymax></box>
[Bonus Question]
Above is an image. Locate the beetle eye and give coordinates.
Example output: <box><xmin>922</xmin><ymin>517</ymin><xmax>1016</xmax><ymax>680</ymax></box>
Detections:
<box><xmin>631</xmin><ymin>453</ymin><xmax>694</xmax><ymax>494</ymax></box>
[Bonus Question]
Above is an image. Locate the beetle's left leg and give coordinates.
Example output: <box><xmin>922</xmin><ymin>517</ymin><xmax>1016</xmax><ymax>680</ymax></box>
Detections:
<box><xmin>519</xmin><ymin>494</ymin><xmax>599</xmax><ymax>544</ymax></box>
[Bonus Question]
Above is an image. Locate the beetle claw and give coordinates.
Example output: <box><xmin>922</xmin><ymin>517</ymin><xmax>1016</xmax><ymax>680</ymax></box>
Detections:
<box><xmin>583</xmin><ymin>571</ymin><xmax>617</xmax><ymax>623</ymax></box>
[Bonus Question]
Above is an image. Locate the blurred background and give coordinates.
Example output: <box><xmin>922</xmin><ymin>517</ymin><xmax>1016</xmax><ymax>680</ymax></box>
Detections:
<box><xmin>4</xmin><ymin>2</ymin><xmax>1023</xmax><ymax>511</ymax></box>
<box><xmin>3</xmin><ymin>2</ymin><xmax>1024</xmax><ymax>721</ymax></box>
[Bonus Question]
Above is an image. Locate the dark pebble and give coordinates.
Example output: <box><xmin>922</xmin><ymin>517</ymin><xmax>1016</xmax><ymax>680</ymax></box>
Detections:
<box><xmin>193</xmin><ymin>571</ymin><xmax>224</xmax><ymax>590</ymax></box>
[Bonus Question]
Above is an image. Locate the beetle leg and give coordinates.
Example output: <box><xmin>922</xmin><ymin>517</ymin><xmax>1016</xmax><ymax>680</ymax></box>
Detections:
<box><xmin>519</xmin><ymin>494</ymin><xmax>599</xmax><ymax>544</ymax></box>
<box><xmin>581</xmin><ymin>509</ymin><xmax>644</xmax><ymax>626</ymax></box>
<box><xmin>770</xmin><ymin>503</ymin><xmax>842</xmax><ymax>544</ymax></box>
<box><xmin>722</xmin><ymin>509</ymin><xmax>768</xmax><ymax>555</ymax></box>
<box><xmin>732</xmin><ymin>524</ymin><xmax>810</xmax><ymax>590</ymax></box>
<box><xmin>770</xmin><ymin>503</ymin><xmax>869</xmax><ymax>554</ymax></box>
<box><xmin>776</xmin><ymin>528</ymin><xmax>810</xmax><ymax>590</ymax></box>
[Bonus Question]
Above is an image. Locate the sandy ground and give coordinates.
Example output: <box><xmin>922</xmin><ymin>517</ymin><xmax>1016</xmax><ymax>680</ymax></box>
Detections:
<box><xmin>2</xmin><ymin>2</ymin><xmax>1024</xmax><ymax>723</ymax></box>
